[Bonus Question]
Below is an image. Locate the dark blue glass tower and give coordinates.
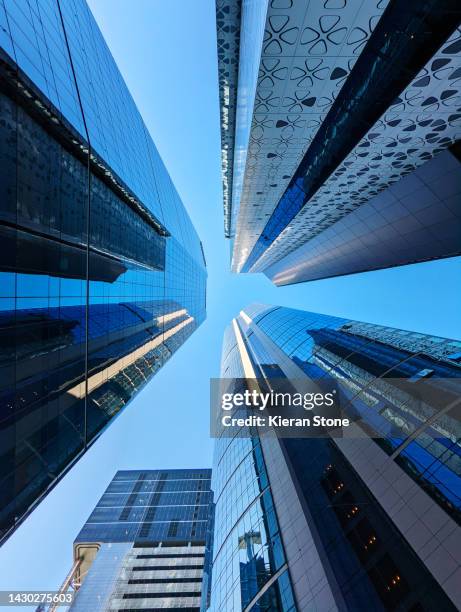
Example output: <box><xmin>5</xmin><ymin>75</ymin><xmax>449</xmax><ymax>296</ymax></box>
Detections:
<box><xmin>211</xmin><ymin>305</ymin><xmax>461</xmax><ymax>610</ymax></box>
<box><xmin>0</xmin><ymin>0</ymin><xmax>206</xmax><ymax>544</ymax></box>
<box><xmin>70</xmin><ymin>469</ymin><xmax>213</xmax><ymax>611</ymax></box>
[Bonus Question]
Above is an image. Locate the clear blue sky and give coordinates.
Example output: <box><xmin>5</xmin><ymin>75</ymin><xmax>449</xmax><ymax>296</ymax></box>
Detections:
<box><xmin>0</xmin><ymin>0</ymin><xmax>460</xmax><ymax>605</ymax></box>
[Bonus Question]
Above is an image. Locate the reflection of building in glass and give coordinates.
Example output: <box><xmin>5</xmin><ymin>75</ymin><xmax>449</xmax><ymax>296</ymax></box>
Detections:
<box><xmin>0</xmin><ymin>301</ymin><xmax>196</xmax><ymax>543</ymax></box>
<box><xmin>238</xmin><ymin>531</ymin><xmax>279</xmax><ymax>611</ymax></box>
<box><xmin>0</xmin><ymin>0</ymin><xmax>206</xmax><ymax>544</ymax></box>
<box><xmin>211</xmin><ymin>305</ymin><xmax>461</xmax><ymax>610</ymax></box>
<box><xmin>216</xmin><ymin>1</ymin><xmax>461</xmax><ymax>282</ymax></box>
<box><xmin>68</xmin><ymin>470</ymin><xmax>213</xmax><ymax>611</ymax></box>
<box><xmin>211</xmin><ymin>327</ymin><xmax>297</xmax><ymax>611</ymax></box>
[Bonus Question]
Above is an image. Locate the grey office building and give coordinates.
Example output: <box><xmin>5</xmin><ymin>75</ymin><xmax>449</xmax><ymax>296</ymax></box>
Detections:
<box><xmin>216</xmin><ymin>0</ymin><xmax>461</xmax><ymax>283</ymax></box>
<box><xmin>69</xmin><ymin>469</ymin><xmax>213</xmax><ymax>611</ymax></box>
<box><xmin>210</xmin><ymin>305</ymin><xmax>461</xmax><ymax>610</ymax></box>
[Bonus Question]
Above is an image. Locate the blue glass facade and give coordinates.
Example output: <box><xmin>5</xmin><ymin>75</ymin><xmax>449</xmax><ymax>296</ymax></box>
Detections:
<box><xmin>210</xmin><ymin>325</ymin><xmax>296</xmax><ymax>611</ymax></box>
<box><xmin>217</xmin><ymin>1</ymin><xmax>461</xmax><ymax>281</ymax></box>
<box><xmin>75</xmin><ymin>470</ymin><xmax>213</xmax><ymax>547</ymax></box>
<box><xmin>0</xmin><ymin>0</ymin><xmax>206</xmax><ymax>544</ymax></box>
<box><xmin>250</xmin><ymin>306</ymin><xmax>461</xmax><ymax>525</ymax></box>
<box><xmin>212</xmin><ymin>306</ymin><xmax>461</xmax><ymax>610</ymax></box>
<box><xmin>71</xmin><ymin>469</ymin><xmax>213</xmax><ymax>611</ymax></box>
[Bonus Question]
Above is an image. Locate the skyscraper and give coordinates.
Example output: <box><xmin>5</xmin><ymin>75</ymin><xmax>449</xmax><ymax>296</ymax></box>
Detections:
<box><xmin>210</xmin><ymin>304</ymin><xmax>461</xmax><ymax>610</ymax></box>
<box><xmin>69</xmin><ymin>469</ymin><xmax>214</xmax><ymax>611</ymax></box>
<box><xmin>216</xmin><ymin>0</ymin><xmax>461</xmax><ymax>284</ymax></box>
<box><xmin>0</xmin><ymin>0</ymin><xmax>206</xmax><ymax>544</ymax></box>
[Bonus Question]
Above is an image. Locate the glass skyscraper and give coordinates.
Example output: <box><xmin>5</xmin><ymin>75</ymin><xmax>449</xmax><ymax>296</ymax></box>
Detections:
<box><xmin>69</xmin><ymin>469</ymin><xmax>213</xmax><ymax>611</ymax></box>
<box><xmin>216</xmin><ymin>0</ymin><xmax>461</xmax><ymax>283</ymax></box>
<box><xmin>0</xmin><ymin>0</ymin><xmax>206</xmax><ymax>544</ymax></box>
<box><xmin>210</xmin><ymin>305</ymin><xmax>461</xmax><ymax>610</ymax></box>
